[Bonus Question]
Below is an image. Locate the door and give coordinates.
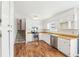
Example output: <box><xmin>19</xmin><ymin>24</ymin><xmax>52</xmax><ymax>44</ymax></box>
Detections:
<box><xmin>2</xmin><ymin>1</ymin><xmax>10</xmax><ymax>57</ymax></box>
<box><xmin>9</xmin><ymin>2</ymin><xmax>15</xmax><ymax>57</ymax></box>
<box><xmin>2</xmin><ymin>1</ymin><xmax>14</xmax><ymax>57</ymax></box>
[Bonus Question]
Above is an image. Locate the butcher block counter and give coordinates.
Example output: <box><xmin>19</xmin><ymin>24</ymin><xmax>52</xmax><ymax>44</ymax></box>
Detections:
<box><xmin>27</xmin><ymin>32</ymin><xmax>79</xmax><ymax>39</ymax></box>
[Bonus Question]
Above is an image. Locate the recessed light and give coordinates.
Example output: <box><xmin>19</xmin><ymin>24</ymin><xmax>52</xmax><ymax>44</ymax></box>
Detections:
<box><xmin>33</xmin><ymin>16</ymin><xmax>39</xmax><ymax>20</ymax></box>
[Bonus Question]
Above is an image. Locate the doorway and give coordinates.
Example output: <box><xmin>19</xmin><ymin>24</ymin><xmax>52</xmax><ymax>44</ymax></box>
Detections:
<box><xmin>15</xmin><ymin>18</ymin><xmax>26</xmax><ymax>43</ymax></box>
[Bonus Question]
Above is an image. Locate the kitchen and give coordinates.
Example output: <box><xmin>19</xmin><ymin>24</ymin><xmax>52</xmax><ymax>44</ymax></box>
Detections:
<box><xmin>0</xmin><ymin>1</ymin><xmax>79</xmax><ymax>57</ymax></box>
<box><xmin>26</xmin><ymin>7</ymin><xmax>79</xmax><ymax>56</ymax></box>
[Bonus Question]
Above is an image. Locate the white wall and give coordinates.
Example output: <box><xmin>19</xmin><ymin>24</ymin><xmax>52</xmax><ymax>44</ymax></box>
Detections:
<box><xmin>0</xmin><ymin>2</ymin><xmax>1</xmax><ymax>57</ymax></box>
<box><xmin>2</xmin><ymin>1</ymin><xmax>10</xmax><ymax>56</ymax></box>
<box><xmin>10</xmin><ymin>1</ymin><xmax>17</xmax><ymax>56</ymax></box>
<box><xmin>22</xmin><ymin>18</ymin><xmax>26</xmax><ymax>30</ymax></box>
<box><xmin>0</xmin><ymin>36</ymin><xmax>1</xmax><ymax>57</ymax></box>
<box><xmin>1</xmin><ymin>1</ymin><xmax>16</xmax><ymax>57</ymax></box>
<box><xmin>26</xmin><ymin>17</ymin><xmax>43</xmax><ymax>43</ymax></box>
<box><xmin>16</xmin><ymin>18</ymin><xmax>26</xmax><ymax>30</ymax></box>
<box><xmin>26</xmin><ymin>20</ymin><xmax>43</xmax><ymax>32</ymax></box>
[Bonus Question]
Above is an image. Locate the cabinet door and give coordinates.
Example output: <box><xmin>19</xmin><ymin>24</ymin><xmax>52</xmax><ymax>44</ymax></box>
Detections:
<box><xmin>58</xmin><ymin>38</ymin><xmax>70</xmax><ymax>56</ymax></box>
<box><xmin>39</xmin><ymin>33</ymin><xmax>45</xmax><ymax>40</ymax></box>
<box><xmin>58</xmin><ymin>38</ymin><xmax>64</xmax><ymax>52</ymax></box>
<box><xmin>62</xmin><ymin>39</ymin><xmax>70</xmax><ymax>56</ymax></box>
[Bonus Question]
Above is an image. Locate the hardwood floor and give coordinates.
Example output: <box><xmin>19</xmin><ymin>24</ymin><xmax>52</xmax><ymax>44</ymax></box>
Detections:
<box><xmin>14</xmin><ymin>40</ymin><xmax>65</xmax><ymax>57</ymax></box>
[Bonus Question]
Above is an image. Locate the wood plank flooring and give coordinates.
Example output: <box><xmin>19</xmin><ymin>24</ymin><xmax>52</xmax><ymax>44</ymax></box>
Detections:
<box><xmin>14</xmin><ymin>40</ymin><xmax>65</xmax><ymax>57</ymax></box>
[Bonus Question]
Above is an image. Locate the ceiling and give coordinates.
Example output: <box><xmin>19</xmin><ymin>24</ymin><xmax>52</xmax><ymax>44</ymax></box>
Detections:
<box><xmin>14</xmin><ymin>1</ymin><xmax>79</xmax><ymax>20</ymax></box>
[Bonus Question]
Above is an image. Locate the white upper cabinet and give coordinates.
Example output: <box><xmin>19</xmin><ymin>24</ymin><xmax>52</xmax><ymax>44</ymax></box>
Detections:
<box><xmin>47</xmin><ymin>8</ymin><xmax>79</xmax><ymax>30</ymax></box>
<box><xmin>47</xmin><ymin>21</ymin><xmax>57</xmax><ymax>32</ymax></box>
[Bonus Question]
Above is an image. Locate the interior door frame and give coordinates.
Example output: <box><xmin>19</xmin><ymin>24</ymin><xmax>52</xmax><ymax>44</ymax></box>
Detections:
<box><xmin>2</xmin><ymin>1</ymin><xmax>15</xmax><ymax>57</ymax></box>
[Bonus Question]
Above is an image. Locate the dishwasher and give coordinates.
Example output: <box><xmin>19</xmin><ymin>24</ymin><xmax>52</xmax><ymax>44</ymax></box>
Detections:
<box><xmin>77</xmin><ymin>33</ymin><xmax>79</xmax><ymax>56</ymax></box>
<box><xmin>50</xmin><ymin>35</ymin><xmax>58</xmax><ymax>48</ymax></box>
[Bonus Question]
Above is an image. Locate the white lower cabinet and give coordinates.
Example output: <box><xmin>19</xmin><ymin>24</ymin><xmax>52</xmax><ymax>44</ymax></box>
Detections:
<box><xmin>62</xmin><ymin>39</ymin><xmax>70</xmax><ymax>56</ymax></box>
<box><xmin>26</xmin><ymin>33</ymin><xmax>50</xmax><ymax>44</ymax></box>
<box><xmin>58</xmin><ymin>38</ymin><xmax>77</xmax><ymax>57</ymax></box>
<box><xmin>39</xmin><ymin>33</ymin><xmax>50</xmax><ymax>45</ymax></box>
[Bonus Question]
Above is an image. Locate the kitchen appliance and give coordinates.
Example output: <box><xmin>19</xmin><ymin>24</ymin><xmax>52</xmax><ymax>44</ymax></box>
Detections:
<box><xmin>50</xmin><ymin>35</ymin><xmax>58</xmax><ymax>48</ymax></box>
<box><xmin>31</xmin><ymin>27</ymin><xmax>39</xmax><ymax>41</ymax></box>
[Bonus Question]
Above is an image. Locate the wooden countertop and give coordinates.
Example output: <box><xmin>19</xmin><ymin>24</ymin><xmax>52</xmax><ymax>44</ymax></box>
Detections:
<box><xmin>27</xmin><ymin>32</ymin><xmax>79</xmax><ymax>39</ymax></box>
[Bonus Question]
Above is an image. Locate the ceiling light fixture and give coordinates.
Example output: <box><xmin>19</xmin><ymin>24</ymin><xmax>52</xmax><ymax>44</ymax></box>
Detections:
<box><xmin>33</xmin><ymin>16</ymin><xmax>39</xmax><ymax>20</ymax></box>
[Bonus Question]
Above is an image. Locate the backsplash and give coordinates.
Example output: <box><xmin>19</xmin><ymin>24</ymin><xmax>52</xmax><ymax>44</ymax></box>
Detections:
<box><xmin>58</xmin><ymin>29</ymin><xmax>79</xmax><ymax>35</ymax></box>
